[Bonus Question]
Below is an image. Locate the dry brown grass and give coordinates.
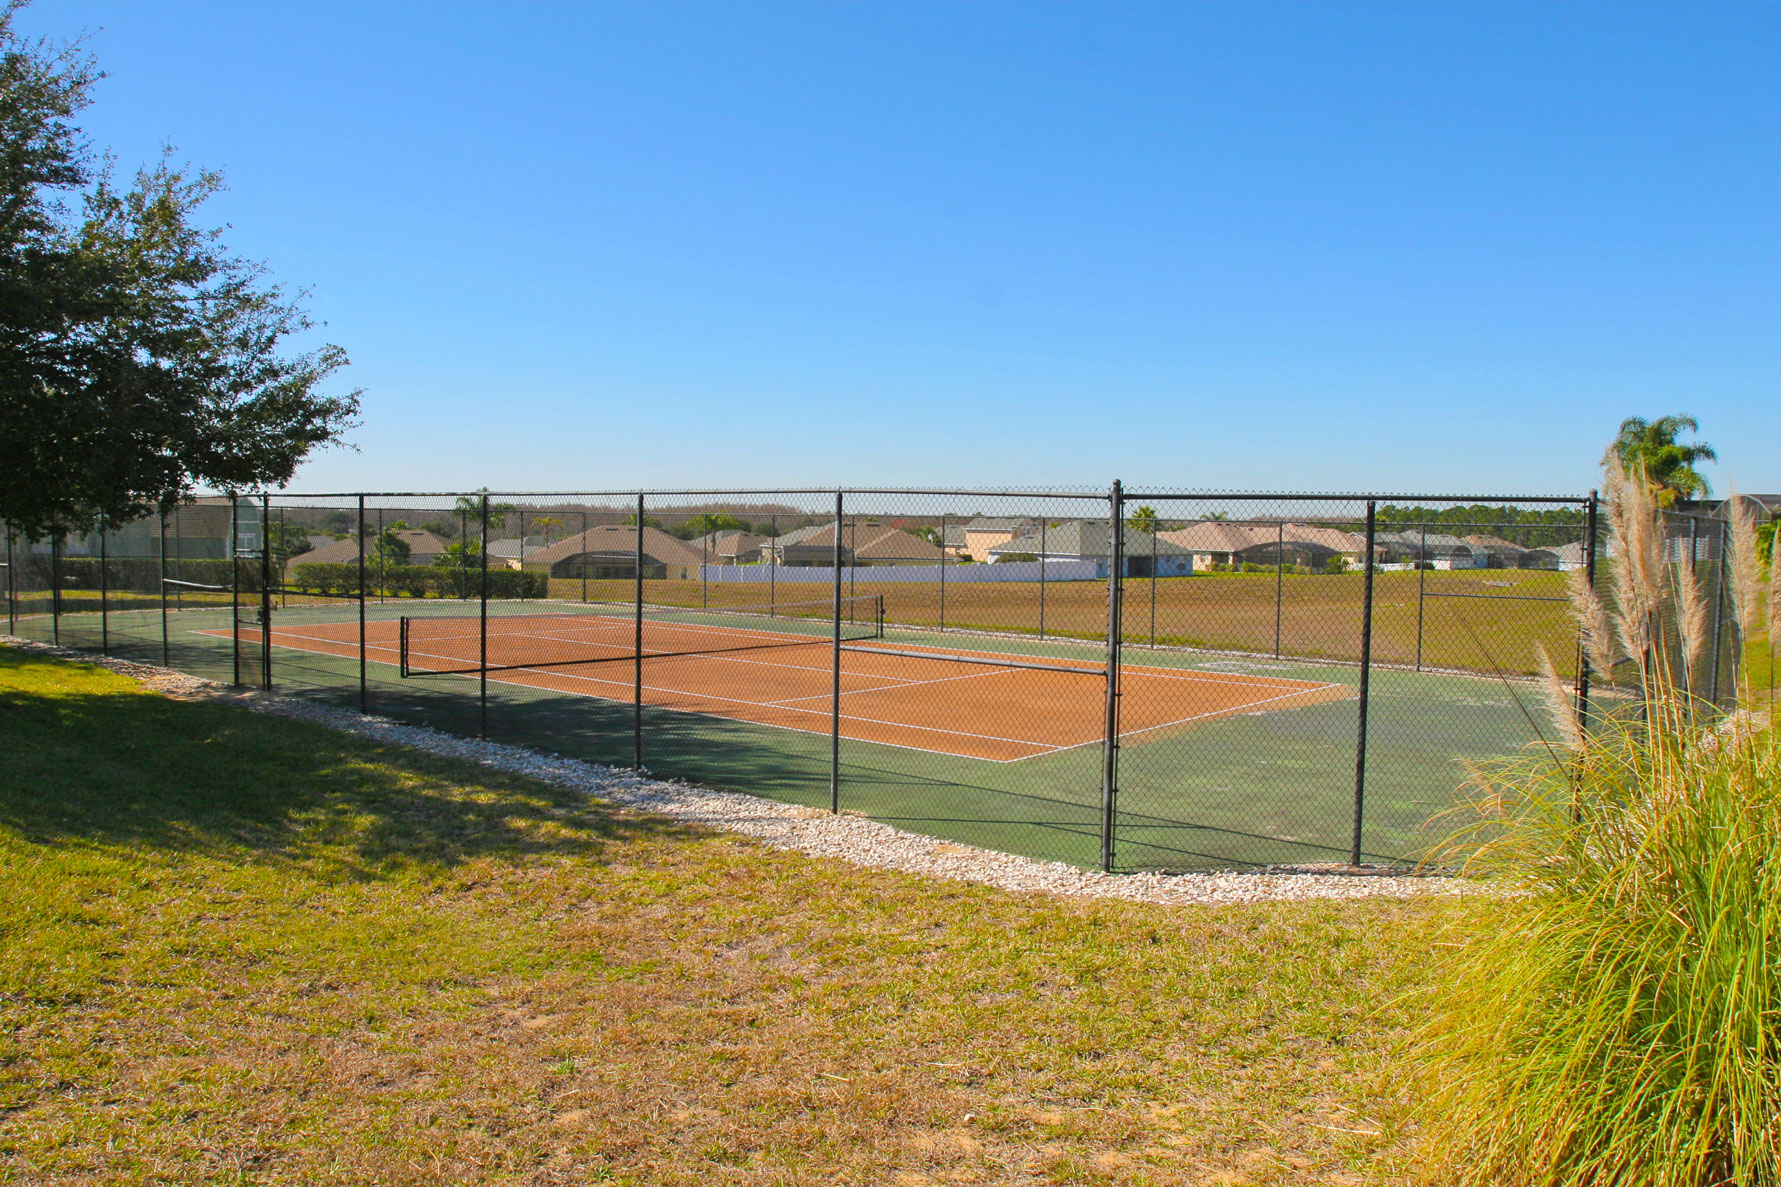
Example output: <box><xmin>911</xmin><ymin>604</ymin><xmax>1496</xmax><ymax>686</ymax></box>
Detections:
<box><xmin>557</xmin><ymin>567</ymin><xmax>1577</xmax><ymax>677</ymax></box>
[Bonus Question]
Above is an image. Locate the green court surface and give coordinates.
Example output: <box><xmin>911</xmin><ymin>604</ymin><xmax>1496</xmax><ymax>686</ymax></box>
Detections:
<box><xmin>20</xmin><ymin>598</ymin><xmax>1552</xmax><ymax>871</ymax></box>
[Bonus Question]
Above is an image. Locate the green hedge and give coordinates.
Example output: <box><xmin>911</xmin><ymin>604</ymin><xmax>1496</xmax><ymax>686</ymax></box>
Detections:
<box><xmin>288</xmin><ymin>563</ymin><xmax>544</xmax><ymax>600</ymax></box>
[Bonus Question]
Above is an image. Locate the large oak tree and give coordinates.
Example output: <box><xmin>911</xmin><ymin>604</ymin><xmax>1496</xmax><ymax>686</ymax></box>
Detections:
<box><xmin>0</xmin><ymin>2</ymin><xmax>359</xmax><ymax>539</ymax></box>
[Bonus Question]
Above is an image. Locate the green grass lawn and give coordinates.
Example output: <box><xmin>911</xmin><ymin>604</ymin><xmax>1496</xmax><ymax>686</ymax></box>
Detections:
<box><xmin>0</xmin><ymin>647</ymin><xmax>1462</xmax><ymax>1185</ymax></box>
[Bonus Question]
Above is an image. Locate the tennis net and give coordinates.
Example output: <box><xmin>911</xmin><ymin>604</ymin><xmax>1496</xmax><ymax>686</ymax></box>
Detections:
<box><xmin>400</xmin><ymin>594</ymin><xmax>885</xmax><ymax>677</ymax></box>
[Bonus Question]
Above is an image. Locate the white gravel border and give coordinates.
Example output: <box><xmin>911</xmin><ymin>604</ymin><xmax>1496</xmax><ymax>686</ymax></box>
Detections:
<box><xmin>5</xmin><ymin>637</ymin><xmax>1463</xmax><ymax>906</ymax></box>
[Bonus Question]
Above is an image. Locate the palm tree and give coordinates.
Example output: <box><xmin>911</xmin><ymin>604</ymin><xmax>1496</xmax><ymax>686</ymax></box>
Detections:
<box><xmin>1606</xmin><ymin>416</ymin><xmax>1717</xmax><ymax>507</ymax></box>
<box><xmin>532</xmin><ymin>515</ymin><xmax>562</xmax><ymax>545</ymax></box>
<box><xmin>1126</xmin><ymin>505</ymin><xmax>1159</xmax><ymax>534</ymax></box>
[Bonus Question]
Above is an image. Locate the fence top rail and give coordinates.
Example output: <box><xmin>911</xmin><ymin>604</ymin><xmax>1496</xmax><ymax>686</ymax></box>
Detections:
<box><xmin>217</xmin><ymin>486</ymin><xmax>1594</xmax><ymax>505</ymax></box>
<box><xmin>1124</xmin><ymin>491</ymin><xmax>1593</xmax><ymax>505</ymax></box>
<box><xmin>234</xmin><ymin>487</ymin><xmax>1117</xmax><ymax>500</ymax></box>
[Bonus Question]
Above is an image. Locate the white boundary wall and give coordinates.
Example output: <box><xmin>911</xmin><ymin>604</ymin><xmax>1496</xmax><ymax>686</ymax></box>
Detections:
<box><xmin>699</xmin><ymin>559</ymin><xmax>1103</xmax><ymax>584</ymax></box>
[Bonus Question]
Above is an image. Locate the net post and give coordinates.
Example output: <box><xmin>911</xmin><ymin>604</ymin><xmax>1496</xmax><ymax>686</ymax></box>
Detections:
<box><xmin>633</xmin><ymin>493</ymin><xmax>645</xmax><ymax>769</ymax></box>
<box><xmin>1351</xmin><ymin>499</ymin><xmax>1378</xmax><ymax>867</ymax></box>
<box><xmin>480</xmin><ymin>494</ymin><xmax>491</xmax><ymax>738</ymax></box>
<box><xmin>357</xmin><ymin>496</ymin><xmax>368</xmax><ymax>713</ymax></box>
<box><xmin>230</xmin><ymin>495</ymin><xmax>241</xmax><ymax>685</ymax></box>
<box><xmin>701</xmin><ymin>526</ymin><xmax>708</xmax><ymax>609</ymax></box>
<box><xmin>98</xmin><ymin>514</ymin><xmax>108</xmax><ymax>655</ymax></box>
<box><xmin>1414</xmin><ymin>524</ymin><xmax>1427</xmax><ymax>671</ymax></box>
<box><xmin>1578</xmin><ymin>490</ymin><xmax>1599</xmax><ymax>728</ymax></box>
<box><xmin>1149</xmin><ymin>515</ymin><xmax>1157</xmax><ymax>648</ymax></box>
<box><xmin>1100</xmin><ymin>480</ymin><xmax>1124</xmax><ymax>874</ymax></box>
<box><xmin>831</xmin><ymin>490</ymin><xmax>843</xmax><ymax>815</ymax></box>
<box><xmin>1038</xmin><ymin>516</ymin><xmax>1047</xmax><ymax>640</ymax></box>
<box><xmin>260</xmin><ymin>494</ymin><xmax>272</xmax><ymax>690</ymax></box>
<box><xmin>399</xmin><ymin>617</ymin><xmax>409</xmax><ymax>678</ymax></box>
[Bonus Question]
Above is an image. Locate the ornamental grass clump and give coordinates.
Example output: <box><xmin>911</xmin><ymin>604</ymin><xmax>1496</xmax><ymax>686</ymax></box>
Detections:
<box><xmin>1412</xmin><ymin>464</ymin><xmax>1780</xmax><ymax>1186</ymax></box>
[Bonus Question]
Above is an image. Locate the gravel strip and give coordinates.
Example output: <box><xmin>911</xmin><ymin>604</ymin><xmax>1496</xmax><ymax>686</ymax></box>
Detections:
<box><xmin>5</xmin><ymin>637</ymin><xmax>1464</xmax><ymax>906</ymax></box>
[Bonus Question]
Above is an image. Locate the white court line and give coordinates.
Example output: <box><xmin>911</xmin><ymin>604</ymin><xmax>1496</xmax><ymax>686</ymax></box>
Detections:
<box><xmin>231</xmin><ymin>623</ymin><xmax>1351</xmax><ymax>764</ymax></box>
<box><xmin>763</xmin><ymin>662</ymin><xmax>1025</xmax><ymax>706</ymax></box>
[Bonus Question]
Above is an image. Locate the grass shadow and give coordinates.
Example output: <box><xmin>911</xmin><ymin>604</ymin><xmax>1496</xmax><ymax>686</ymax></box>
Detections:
<box><xmin>0</xmin><ymin>648</ymin><xmax>700</xmax><ymax>879</ymax></box>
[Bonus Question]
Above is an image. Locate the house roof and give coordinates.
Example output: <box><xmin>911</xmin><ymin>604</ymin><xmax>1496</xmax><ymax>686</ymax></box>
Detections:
<box><xmin>962</xmin><ymin>517</ymin><xmax>1030</xmax><ymax>533</ymax></box>
<box><xmin>1462</xmin><ymin>534</ymin><xmax>1531</xmax><ymax>555</ymax></box>
<box><xmin>289</xmin><ymin>529</ymin><xmax>448</xmax><ymax>566</ymax></box>
<box><xmin>991</xmin><ymin>521</ymin><xmax>1192</xmax><ymax>559</ymax></box>
<box><xmin>486</xmin><ymin>536</ymin><xmax>551</xmax><ymax>560</ymax></box>
<box><xmin>767</xmin><ymin>524</ymin><xmax>945</xmax><ymax>562</ymax></box>
<box><xmin>525</xmin><ymin>526</ymin><xmax>703</xmax><ymax>567</ymax></box>
<box><xmin>1374</xmin><ymin>531</ymin><xmax>1474</xmax><ymax>554</ymax></box>
<box><xmin>1157</xmin><ymin>522</ymin><xmax>1284</xmax><ymax>554</ymax></box>
<box><xmin>689</xmin><ymin>530</ymin><xmax>768</xmax><ymax>558</ymax></box>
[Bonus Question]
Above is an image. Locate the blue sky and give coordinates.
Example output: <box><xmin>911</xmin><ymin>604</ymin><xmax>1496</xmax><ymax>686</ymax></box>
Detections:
<box><xmin>22</xmin><ymin>1</ymin><xmax>1778</xmax><ymax>495</ymax></box>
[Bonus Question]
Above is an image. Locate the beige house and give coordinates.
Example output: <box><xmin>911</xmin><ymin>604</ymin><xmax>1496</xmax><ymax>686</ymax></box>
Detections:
<box><xmin>523</xmin><ymin>526</ymin><xmax>704</xmax><ymax>580</ymax></box>
<box><xmin>764</xmin><ymin>523</ymin><xmax>946</xmax><ymax>567</ymax></box>
<box><xmin>288</xmin><ymin>529</ymin><xmax>449</xmax><ymax>570</ymax></box>
<box><xmin>959</xmin><ymin>517</ymin><xmax>1032</xmax><ymax>563</ymax></box>
<box><xmin>1156</xmin><ymin>522</ymin><xmax>1372</xmax><ymax>571</ymax></box>
<box><xmin>688</xmin><ymin>530</ymin><xmax>769</xmax><ymax>564</ymax></box>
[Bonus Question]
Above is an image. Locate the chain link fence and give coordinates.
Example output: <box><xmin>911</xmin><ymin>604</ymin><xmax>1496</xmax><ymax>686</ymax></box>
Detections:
<box><xmin>2</xmin><ymin>485</ymin><xmax>1754</xmax><ymax>872</ymax></box>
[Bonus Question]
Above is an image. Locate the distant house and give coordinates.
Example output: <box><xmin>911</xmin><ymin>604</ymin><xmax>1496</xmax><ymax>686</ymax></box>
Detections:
<box><xmin>485</xmin><ymin>536</ymin><xmax>552</xmax><ymax>570</ymax></box>
<box><xmin>959</xmin><ymin>517</ymin><xmax>1033</xmax><ymax>563</ymax></box>
<box><xmin>762</xmin><ymin>523</ymin><xmax>945</xmax><ymax>567</ymax></box>
<box><xmin>288</xmin><ymin>528</ymin><xmax>449</xmax><ymax>571</ymax></box>
<box><xmin>1461</xmin><ymin>534</ymin><xmax>1532</xmax><ymax>569</ymax></box>
<box><xmin>688</xmin><ymin>531</ymin><xmax>768</xmax><ymax>564</ymax></box>
<box><xmin>985</xmin><ymin>521</ymin><xmax>1192</xmax><ymax>578</ymax></box>
<box><xmin>1372</xmin><ymin>531</ymin><xmax>1483</xmax><ymax>569</ymax></box>
<box><xmin>1157</xmin><ymin>522</ymin><xmax>1373</xmax><ymax>571</ymax></box>
<box><xmin>523</xmin><ymin>526</ymin><xmax>703</xmax><ymax>580</ymax></box>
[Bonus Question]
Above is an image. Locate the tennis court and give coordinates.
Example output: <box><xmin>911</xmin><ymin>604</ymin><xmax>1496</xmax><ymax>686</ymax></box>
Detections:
<box><xmin>217</xmin><ymin>602</ymin><xmax>1352</xmax><ymax>762</ymax></box>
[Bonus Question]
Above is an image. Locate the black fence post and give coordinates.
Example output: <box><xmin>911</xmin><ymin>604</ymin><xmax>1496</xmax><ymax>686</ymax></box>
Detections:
<box><xmin>938</xmin><ymin>512</ymin><xmax>947</xmax><ymax>632</ymax></box>
<box><xmin>98</xmin><ymin>515</ymin><xmax>108</xmax><ymax>655</ymax></box>
<box><xmin>358</xmin><ymin>495</ymin><xmax>368</xmax><ymax>714</ymax></box>
<box><xmin>1708</xmin><ymin>513</ymin><xmax>1728</xmax><ymax>706</ymax></box>
<box><xmin>1350</xmin><ymin>500</ymin><xmax>1377</xmax><ymax>867</ymax></box>
<box><xmin>580</xmin><ymin>510</ymin><xmax>588</xmax><ymax>603</ymax></box>
<box><xmin>158</xmin><ymin>512</ymin><xmax>168</xmax><ymax>666</ymax></box>
<box><xmin>769</xmin><ymin>513</ymin><xmax>778</xmax><ymax>617</ymax></box>
<box><xmin>1414</xmin><ymin>524</ymin><xmax>1427</xmax><ymax>672</ymax></box>
<box><xmin>1687</xmin><ymin>514</ymin><xmax>1701</xmax><ymax>695</ymax></box>
<box><xmin>1038</xmin><ymin>517</ymin><xmax>1047</xmax><ymax>640</ymax></box>
<box><xmin>1274</xmin><ymin>520</ymin><xmax>1284</xmax><ymax>659</ymax></box>
<box><xmin>50</xmin><ymin>533</ymin><xmax>60</xmax><ymax>645</ymax></box>
<box><xmin>831</xmin><ymin>491</ymin><xmax>844</xmax><ymax>815</ymax></box>
<box><xmin>260</xmin><ymin>494</ymin><xmax>273</xmax><ymax>690</ymax></box>
<box><xmin>1577</xmin><ymin>491</ymin><xmax>1599</xmax><ymax>731</ymax></box>
<box><xmin>459</xmin><ymin>504</ymin><xmax>469</xmax><ymax>600</ymax></box>
<box><xmin>480</xmin><ymin>494</ymin><xmax>491</xmax><ymax>738</ymax></box>
<box><xmin>4</xmin><ymin>524</ymin><xmax>13</xmax><ymax>637</ymax></box>
<box><xmin>632</xmin><ymin>493</ymin><xmax>644</xmax><ymax>768</ymax></box>
<box><xmin>1101</xmin><ymin>480</ymin><xmax>1124</xmax><ymax>874</ymax></box>
<box><xmin>230</xmin><ymin>496</ymin><xmax>241</xmax><ymax>685</ymax></box>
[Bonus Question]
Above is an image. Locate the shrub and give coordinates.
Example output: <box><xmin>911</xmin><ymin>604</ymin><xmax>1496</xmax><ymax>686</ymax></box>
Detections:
<box><xmin>1412</xmin><ymin>465</ymin><xmax>1780</xmax><ymax>1186</ymax></box>
<box><xmin>287</xmin><ymin>563</ymin><xmax>544</xmax><ymax>600</ymax></box>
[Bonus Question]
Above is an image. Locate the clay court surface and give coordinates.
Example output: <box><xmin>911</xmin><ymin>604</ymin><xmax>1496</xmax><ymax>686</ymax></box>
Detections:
<box><xmin>219</xmin><ymin>611</ymin><xmax>1353</xmax><ymax>762</ymax></box>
